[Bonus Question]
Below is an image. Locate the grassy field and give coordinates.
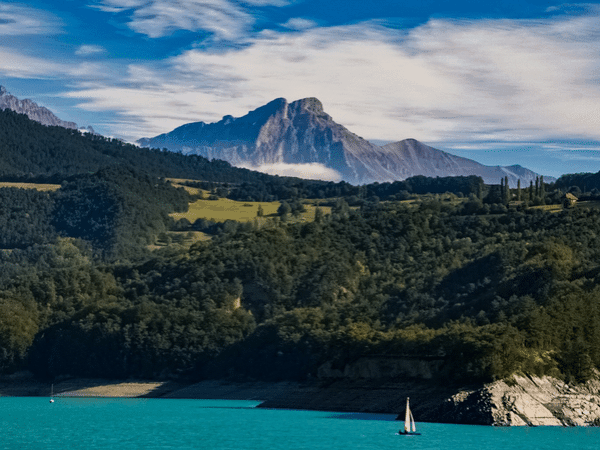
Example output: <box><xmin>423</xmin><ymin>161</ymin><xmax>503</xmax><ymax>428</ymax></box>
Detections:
<box><xmin>166</xmin><ymin>179</ymin><xmax>206</xmax><ymax>196</ymax></box>
<box><xmin>0</xmin><ymin>182</ymin><xmax>61</xmax><ymax>191</ymax></box>
<box><xmin>170</xmin><ymin>197</ymin><xmax>331</xmax><ymax>224</ymax></box>
<box><xmin>529</xmin><ymin>200</ymin><xmax>600</xmax><ymax>213</ymax></box>
<box><xmin>157</xmin><ymin>197</ymin><xmax>331</xmax><ymax>249</ymax></box>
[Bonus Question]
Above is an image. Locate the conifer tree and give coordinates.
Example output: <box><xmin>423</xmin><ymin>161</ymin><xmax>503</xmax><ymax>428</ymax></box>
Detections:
<box><xmin>529</xmin><ymin>180</ymin><xmax>534</xmax><ymax>202</ymax></box>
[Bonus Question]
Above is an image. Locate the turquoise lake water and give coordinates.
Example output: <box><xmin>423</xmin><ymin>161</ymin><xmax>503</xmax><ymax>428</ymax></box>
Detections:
<box><xmin>1</xmin><ymin>398</ymin><xmax>600</xmax><ymax>449</ymax></box>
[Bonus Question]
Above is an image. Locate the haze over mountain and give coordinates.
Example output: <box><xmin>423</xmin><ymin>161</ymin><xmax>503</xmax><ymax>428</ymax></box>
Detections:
<box><xmin>138</xmin><ymin>97</ymin><xmax>553</xmax><ymax>186</ymax></box>
<box><xmin>0</xmin><ymin>86</ymin><xmax>78</xmax><ymax>130</ymax></box>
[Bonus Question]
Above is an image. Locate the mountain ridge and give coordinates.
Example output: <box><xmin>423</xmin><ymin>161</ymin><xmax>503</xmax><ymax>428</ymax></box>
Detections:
<box><xmin>138</xmin><ymin>97</ymin><xmax>553</xmax><ymax>186</ymax></box>
<box><xmin>0</xmin><ymin>86</ymin><xmax>77</xmax><ymax>130</ymax></box>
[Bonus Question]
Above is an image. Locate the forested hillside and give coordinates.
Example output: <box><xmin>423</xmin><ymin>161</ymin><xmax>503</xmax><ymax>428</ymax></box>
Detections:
<box><xmin>0</xmin><ymin>108</ymin><xmax>269</xmax><ymax>184</ymax></box>
<box><xmin>2</xmin><ymin>108</ymin><xmax>600</xmax><ymax>387</ymax></box>
<box><xmin>2</xmin><ymin>194</ymin><xmax>600</xmax><ymax>384</ymax></box>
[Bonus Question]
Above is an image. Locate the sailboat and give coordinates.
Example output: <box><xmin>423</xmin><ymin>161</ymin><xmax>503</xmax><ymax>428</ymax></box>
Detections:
<box><xmin>398</xmin><ymin>397</ymin><xmax>420</xmax><ymax>435</ymax></box>
<box><xmin>49</xmin><ymin>384</ymin><xmax>54</xmax><ymax>403</ymax></box>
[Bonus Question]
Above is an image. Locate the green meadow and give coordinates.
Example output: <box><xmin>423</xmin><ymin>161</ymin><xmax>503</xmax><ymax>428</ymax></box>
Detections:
<box><xmin>170</xmin><ymin>197</ymin><xmax>331</xmax><ymax>224</ymax></box>
<box><xmin>159</xmin><ymin>196</ymin><xmax>332</xmax><ymax>248</ymax></box>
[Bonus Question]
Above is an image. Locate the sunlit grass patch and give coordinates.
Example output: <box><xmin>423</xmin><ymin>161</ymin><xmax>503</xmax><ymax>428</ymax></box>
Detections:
<box><xmin>0</xmin><ymin>182</ymin><xmax>61</xmax><ymax>191</ymax></box>
<box><xmin>171</xmin><ymin>197</ymin><xmax>331</xmax><ymax>224</ymax></box>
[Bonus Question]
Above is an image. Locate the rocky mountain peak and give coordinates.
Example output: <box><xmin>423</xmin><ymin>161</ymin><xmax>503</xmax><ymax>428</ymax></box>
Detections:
<box><xmin>290</xmin><ymin>97</ymin><xmax>324</xmax><ymax>114</ymax></box>
<box><xmin>0</xmin><ymin>85</ymin><xmax>77</xmax><ymax>130</ymax></box>
<box><xmin>138</xmin><ymin>96</ymin><xmax>553</xmax><ymax>186</ymax></box>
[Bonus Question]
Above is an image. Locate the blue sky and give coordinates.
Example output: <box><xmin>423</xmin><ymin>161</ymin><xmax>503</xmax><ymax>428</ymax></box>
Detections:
<box><xmin>1</xmin><ymin>1</ymin><xmax>600</xmax><ymax>179</ymax></box>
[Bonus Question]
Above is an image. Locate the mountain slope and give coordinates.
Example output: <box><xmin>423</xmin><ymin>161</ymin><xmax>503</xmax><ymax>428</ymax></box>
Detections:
<box><xmin>0</xmin><ymin>108</ymin><xmax>274</xmax><ymax>185</ymax></box>
<box><xmin>138</xmin><ymin>97</ymin><xmax>552</xmax><ymax>186</ymax></box>
<box><xmin>0</xmin><ymin>86</ymin><xmax>77</xmax><ymax>129</ymax></box>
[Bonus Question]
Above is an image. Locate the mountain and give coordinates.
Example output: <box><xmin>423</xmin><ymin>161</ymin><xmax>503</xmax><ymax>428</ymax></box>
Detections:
<box><xmin>138</xmin><ymin>97</ymin><xmax>553</xmax><ymax>186</ymax></box>
<box><xmin>0</xmin><ymin>86</ymin><xmax>77</xmax><ymax>129</ymax></box>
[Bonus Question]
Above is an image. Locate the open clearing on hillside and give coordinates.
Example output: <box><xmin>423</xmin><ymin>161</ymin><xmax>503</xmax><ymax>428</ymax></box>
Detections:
<box><xmin>0</xmin><ymin>182</ymin><xmax>61</xmax><ymax>191</ymax></box>
<box><xmin>530</xmin><ymin>200</ymin><xmax>600</xmax><ymax>213</ymax></box>
<box><xmin>159</xmin><ymin>198</ymin><xmax>330</xmax><ymax>249</ymax></box>
<box><xmin>166</xmin><ymin>179</ymin><xmax>205</xmax><ymax>196</ymax></box>
<box><xmin>170</xmin><ymin>197</ymin><xmax>331</xmax><ymax>224</ymax></box>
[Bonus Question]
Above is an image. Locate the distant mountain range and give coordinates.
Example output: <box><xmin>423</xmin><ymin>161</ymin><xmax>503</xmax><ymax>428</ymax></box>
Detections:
<box><xmin>138</xmin><ymin>97</ymin><xmax>554</xmax><ymax>186</ymax></box>
<box><xmin>0</xmin><ymin>86</ymin><xmax>78</xmax><ymax>130</ymax></box>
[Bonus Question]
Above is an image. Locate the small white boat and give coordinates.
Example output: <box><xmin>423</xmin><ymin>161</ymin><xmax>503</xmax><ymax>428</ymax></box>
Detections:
<box><xmin>49</xmin><ymin>384</ymin><xmax>54</xmax><ymax>403</ymax></box>
<box><xmin>398</xmin><ymin>397</ymin><xmax>420</xmax><ymax>435</ymax></box>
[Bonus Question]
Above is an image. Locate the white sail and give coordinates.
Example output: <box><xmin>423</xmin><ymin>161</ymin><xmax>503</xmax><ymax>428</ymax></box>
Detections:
<box><xmin>404</xmin><ymin>397</ymin><xmax>410</xmax><ymax>433</ymax></box>
<box><xmin>410</xmin><ymin>410</ymin><xmax>416</xmax><ymax>432</ymax></box>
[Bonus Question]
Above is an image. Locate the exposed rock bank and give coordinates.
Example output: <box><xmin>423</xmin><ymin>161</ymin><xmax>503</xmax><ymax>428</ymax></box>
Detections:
<box><xmin>439</xmin><ymin>374</ymin><xmax>600</xmax><ymax>426</ymax></box>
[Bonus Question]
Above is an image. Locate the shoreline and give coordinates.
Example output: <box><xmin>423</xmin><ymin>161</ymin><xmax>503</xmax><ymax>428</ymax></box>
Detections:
<box><xmin>0</xmin><ymin>376</ymin><xmax>454</xmax><ymax>418</ymax></box>
<box><xmin>4</xmin><ymin>375</ymin><xmax>600</xmax><ymax>427</ymax></box>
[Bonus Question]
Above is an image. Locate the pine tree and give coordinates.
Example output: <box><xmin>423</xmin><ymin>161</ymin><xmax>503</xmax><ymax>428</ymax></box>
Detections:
<box><xmin>529</xmin><ymin>180</ymin><xmax>534</xmax><ymax>202</ymax></box>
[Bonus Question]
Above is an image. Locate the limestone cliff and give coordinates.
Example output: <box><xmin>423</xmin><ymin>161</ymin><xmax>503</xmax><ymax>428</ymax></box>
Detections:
<box><xmin>439</xmin><ymin>374</ymin><xmax>600</xmax><ymax>426</ymax></box>
<box><xmin>0</xmin><ymin>86</ymin><xmax>77</xmax><ymax>129</ymax></box>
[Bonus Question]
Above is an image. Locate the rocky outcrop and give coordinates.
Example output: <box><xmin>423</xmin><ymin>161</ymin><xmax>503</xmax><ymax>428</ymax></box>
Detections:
<box><xmin>0</xmin><ymin>86</ymin><xmax>77</xmax><ymax>129</ymax></box>
<box><xmin>439</xmin><ymin>374</ymin><xmax>600</xmax><ymax>426</ymax></box>
<box><xmin>138</xmin><ymin>97</ymin><xmax>552</xmax><ymax>186</ymax></box>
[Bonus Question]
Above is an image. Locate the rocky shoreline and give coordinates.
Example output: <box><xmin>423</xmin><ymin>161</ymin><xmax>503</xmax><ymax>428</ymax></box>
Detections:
<box><xmin>439</xmin><ymin>374</ymin><xmax>600</xmax><ymax>426</ymax></box>
<box><xmin>2</xmin><ymin>372</ymin><xmax>600</xmax><ymax>426</ymax></box>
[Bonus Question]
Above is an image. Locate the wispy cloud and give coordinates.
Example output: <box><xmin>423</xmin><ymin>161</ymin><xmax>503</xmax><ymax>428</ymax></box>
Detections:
<box><xmin>0</xmin><ymin>47</ymin><xmax>69</xmax><ymax>78</ymax></box>
<box><xmin>282</xmin><ymin>18</ymin><xmax>317</xmax><ymax>30</ymax></box>
<box><xmin>49</xmin><ymin>9</ymin><xmax>600</xmax><ymax>151</ymax></box>
<box><xmin>240</xmin><ymin>163</ymin><xmax>343</xmax><ymax>182</ymax></box>
<box><xmin>75</xmin><ymin>45</ymin><xmax>107</xmax><ymax>56</ymax></box>
<box><xmin>0</xmin><ymin>2</ymin><xmax>62</xmax><ymax>35</ymax></box>
<box><xmin>92</xmin><ymin>0</ymin><xmax>286</xmax><ymax>39</ymax></box>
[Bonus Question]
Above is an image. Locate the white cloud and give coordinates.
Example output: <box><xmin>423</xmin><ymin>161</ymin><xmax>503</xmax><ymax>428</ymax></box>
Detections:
<box><xmin>56</xmin><ymin>10</ymin><xmax>600</xmax><ymax>150</ymax></box>
<box><xmin>0</xmin><ymin>47</ymin><xmax>68</xmax><ymax>78</ymax></box>
<box><xmin>89</xmin><ymin>0</ymin><xmax>146</xmax><ymax>13</ymax></box>
<box><xmin>75</xmin><ymin>45</ymin><xmax>107</xmax><ymax>56</ymax></box>
<box><xmin>241</xmin><ymin>163</ymin><xmax>343</xmax><ymax>182</ymax></box>
<box><xmin>282</xmin><ymin>18</ymin><xmax>317</xmax><ymax>30</ymax></box>
<box><xmin>92</xmin><ymin>0</ymin><xmax>285</xmax><ymax>39</ymax></box>
<box><xmin>0</xmin><ymin>3</ymin><xmax>61</xmax><ymax>35</ymax></box>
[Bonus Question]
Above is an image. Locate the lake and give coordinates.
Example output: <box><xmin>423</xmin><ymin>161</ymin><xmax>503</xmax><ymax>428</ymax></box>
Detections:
<box><xmin>1</xmin><ymin>398</ymin><xmax>599</xmax><ymax>449</ymax></box>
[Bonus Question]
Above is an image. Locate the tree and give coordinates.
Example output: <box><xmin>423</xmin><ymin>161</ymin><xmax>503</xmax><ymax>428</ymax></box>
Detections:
<box><xmin>529</xmin><ymin>180</ymin><xmax>534</xmax><ymax>202</ymax></box>
<box><xmin>314</xmin><ymin>206</ymin><xmax>324</xmax><ymax>223</ymax></box>
<box><xmin>277</xmin><ymin>201</ymin><xmax>291</xmax><ymax>219</ymax></box>
<box><xmin>257</xmin><ymin>205</ymin><xmax>264</xmax><ymax>217</ymax></box>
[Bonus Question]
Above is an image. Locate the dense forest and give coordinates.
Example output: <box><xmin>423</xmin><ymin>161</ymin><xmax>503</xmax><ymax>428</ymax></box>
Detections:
<box><xmin>0</xmin><ymin>108</ymin><xmax>271</xmax><ymax>184</ymax></box>
<box><xmin>1</xmin><ymin>108</ymin><xmax>600</xmax><ymax>387</ymax></box>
